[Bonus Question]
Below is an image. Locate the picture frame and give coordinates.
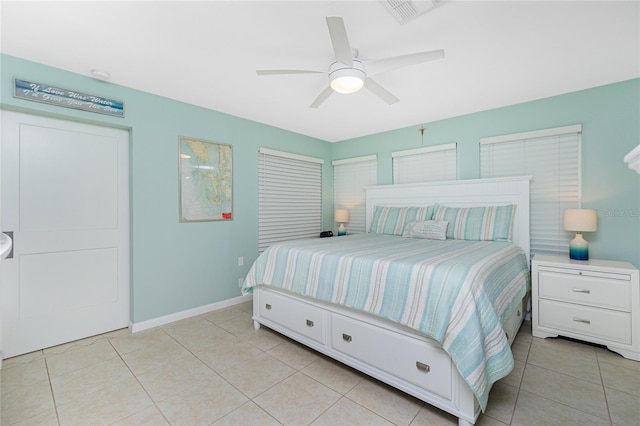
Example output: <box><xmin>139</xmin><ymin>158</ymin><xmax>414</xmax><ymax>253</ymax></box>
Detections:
<box><xmin>178</xmin><ymin>136</ymin><xmax>233</xmax><ymax>222</ymax></box>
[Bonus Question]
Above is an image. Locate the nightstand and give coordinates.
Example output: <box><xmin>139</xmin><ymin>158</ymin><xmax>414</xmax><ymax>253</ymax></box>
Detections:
<box><xmin>532</xmin><ymin>254</ymin><xmax>640</xmax><ymax>361</ymax></box>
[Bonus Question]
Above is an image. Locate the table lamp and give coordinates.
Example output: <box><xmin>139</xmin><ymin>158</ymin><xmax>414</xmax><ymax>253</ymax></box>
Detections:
<box><xmin>335</xmin><ymin>209</ymin><xmax>350</xmax><ymax>236</ymax></box>
<box><xmin>563</xmin><ymin>209</ymin><xmax>597</xmax><ymax>260</ymax></box>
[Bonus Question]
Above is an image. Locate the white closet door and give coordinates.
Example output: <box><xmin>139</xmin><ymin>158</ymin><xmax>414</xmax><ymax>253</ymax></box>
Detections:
<box><xmin>1</xmin><ymin>111</ymin><xmax>130</xmax><ymax>359</ymax></box>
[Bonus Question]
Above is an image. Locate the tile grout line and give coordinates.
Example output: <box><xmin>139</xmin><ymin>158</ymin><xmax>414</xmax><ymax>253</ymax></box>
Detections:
<box><xmin>520</xmin><ymin>350</ymin><xmax>614</xmax><ymax>423</ymax></box>
<box><xmin>45</xmin><ymin>357</ymin><xmax>62</xmax><ymax>426</ymax></box>
<box><xmin>162</xmin><ymin>314</ymin><xmax>295</xmax><ymax>425</ymax></box>
<box><xmin>506</xmin><ymin>333</ymin><xmax>532</xmax><ymax>426</ymax></box>
<box><xmin>596</xmin><ymin>351</ymin><xmax>615</xmax><ymax>425</ymax></box>
<box><xmin>106</xmin><ymin>337</ymin><xmax>173</xmax><ymax>425</ymax></box>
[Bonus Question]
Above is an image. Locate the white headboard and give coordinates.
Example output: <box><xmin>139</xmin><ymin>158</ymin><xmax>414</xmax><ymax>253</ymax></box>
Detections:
<box><xmin>365</xmin><ymin>176</ymin><xmax>532</xmax><ymax>263</ymax></box>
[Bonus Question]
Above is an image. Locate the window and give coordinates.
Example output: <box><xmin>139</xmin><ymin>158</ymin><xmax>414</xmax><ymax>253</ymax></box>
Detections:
<box><xmin>258</xmin><ymin>148</ymin><xmax>323</xmax><ymax>253</ymax></box>
<box><xmin>392</xmin><ymin>143</ymin><xmax>457</xmax><ymax>184</ymax></box>
<box><xmin>480</xmin><ymin>125</ymin><xmax>581</xmax><ymax>256</ymax></box>
<box><xmin>333</xmin><ymin>155</ymin><xmax>377</xmax><ymax>234</ymax></box>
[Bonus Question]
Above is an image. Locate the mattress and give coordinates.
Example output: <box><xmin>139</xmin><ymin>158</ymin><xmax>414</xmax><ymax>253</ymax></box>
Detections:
<box><xmin>242</xmin><ymin>233</ymin><xmax>530</xmax><ymax>409</ymax></box>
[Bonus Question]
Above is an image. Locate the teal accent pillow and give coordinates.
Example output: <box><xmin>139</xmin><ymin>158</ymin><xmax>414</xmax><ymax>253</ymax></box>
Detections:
<box><xmin>369</xmin><ymin>205</ymin><xmax>437</xmax><ymax>235</ymax></box>
<box><xmin>433</xmin><ymin>205</ymin><xmax>516</xmax><ymax>241</ymax></box>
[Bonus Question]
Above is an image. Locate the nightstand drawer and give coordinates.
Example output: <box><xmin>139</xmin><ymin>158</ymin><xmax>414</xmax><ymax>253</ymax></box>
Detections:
<box><xmin>538</xmin><ymin>270</ymin><xmax>631</xmax><ymax>311</ymax></box>
<box><xmin>539</xmin><ymin>299</ymin><xmax>632</xmax><ymax>344</ymax></box>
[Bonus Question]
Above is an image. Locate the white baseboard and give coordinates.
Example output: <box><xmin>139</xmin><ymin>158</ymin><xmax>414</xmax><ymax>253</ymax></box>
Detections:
<box><xmin>129</xmin><ymin>294</ymin><xmax>253</xmax><ymax>333</ymax></box>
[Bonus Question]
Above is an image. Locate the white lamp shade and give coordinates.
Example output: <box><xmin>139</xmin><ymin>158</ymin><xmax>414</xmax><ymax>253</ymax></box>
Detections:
<box><xmin>334</xmin><ymin>209</ymin><xmax>350</xmax><ymax>223</ymax></box>
<box><xmin>564</xmin><ymin>209</ymin><xmax>597</xmax><ymax>232</ymax></box>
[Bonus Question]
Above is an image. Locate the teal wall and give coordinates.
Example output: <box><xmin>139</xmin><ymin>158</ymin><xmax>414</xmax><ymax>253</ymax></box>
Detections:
<box><xmin>2</xmin><ymin>54</ymin><xmax>638</xmax><ymax>325</ymax></box>
<box><xmin>332</xmin><ymin>79</ymin><xmax>640</xmax><ymax>268</ymax></box>
<box><xmin>1</xmin><ymin>54</ymin><xmax>333</xmax><ymax>323</ymax></box>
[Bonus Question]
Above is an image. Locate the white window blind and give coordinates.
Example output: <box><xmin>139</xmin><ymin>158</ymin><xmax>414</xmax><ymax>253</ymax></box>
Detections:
<box><xmin>392</xmin><ymin>143</ymin><xmax>457</xmax><ymax>184</ymax></box>
<box><xmin>258</xmin><ymin>148</ymin><xmax>323</xmax><ymax>253</ymax></box>
<box><xmin>480</xmin><ymin>125</ymin><xmax>582</xmax><ymax>256</ymax></box>
<box><xmin>333</xmin><ymin>155</ymin><xmax>377</xmax><ymax>234</ymax></box>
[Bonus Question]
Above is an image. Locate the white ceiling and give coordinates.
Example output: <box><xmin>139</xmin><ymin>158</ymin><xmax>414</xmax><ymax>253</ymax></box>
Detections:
<box><xmin>1</xmin><ymin>0</ymin><xmax>638</xmax><ymax>142</ymax></box>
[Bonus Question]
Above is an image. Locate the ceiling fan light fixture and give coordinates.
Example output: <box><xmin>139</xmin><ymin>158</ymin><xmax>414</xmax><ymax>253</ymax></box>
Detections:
<box><xmin>331</xmin><ymin>74</ymin><xmax>364</xmax><ymax>93</ymax></box>
<box><xmin>329</xmin><ymin>60</ymin><xmax>366</xmax><ymax>94</ymax></box>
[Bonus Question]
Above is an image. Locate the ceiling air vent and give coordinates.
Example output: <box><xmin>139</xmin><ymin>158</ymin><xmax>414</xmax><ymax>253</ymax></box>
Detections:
<box><xmin>381</xmin><ymin>0</ymin><xmax>446</xmax><ymax>24</ymax></box>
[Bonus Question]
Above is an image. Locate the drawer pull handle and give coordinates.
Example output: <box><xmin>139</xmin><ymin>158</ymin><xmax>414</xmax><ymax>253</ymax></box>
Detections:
<box><xmin>306</xmin><ymin>319</ymin><xmax>314</xmax><ymax>327</ymax></box>
<box><xmin>573</xmin><ymin>317</ymin><xmax>591</xmax><ymax>324</ymax></box>
<box><xmin>342</xmin><ymin>333</ymin><xmax>352</xmax><ymax>343</ymax></box>
<box><xmin>572</xmin><ymin>288</ymin><xmax>591</xmax><ymax>294</ymax></box>
<box><xmin>416</xmin><ymin>361</ymin><xmax>431</xmax><ymax>373</ymax></box>
<box><xmin>265</xmin><ymin>304</ymin><xmax>272</xmax><ymax>310</ymax></box>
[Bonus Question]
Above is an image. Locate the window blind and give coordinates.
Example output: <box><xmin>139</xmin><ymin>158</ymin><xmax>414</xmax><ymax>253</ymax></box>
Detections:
<box><xmin>392</xmin><ymin>143</ymin><xmax>457</xmax><ymax>184</ymax></box>
<box><xmin>480</xmin><ymin>125</ymin><xmax>581</xmax><ymax>256</ymax></box>
<box><xmin>333</xmin><ymin>155</ymin><xmax>377</xmax><ymax>234</ymax></box>
<box><xmin>258</xmin><ymin>148</ymin><xmax>323</xmax><ymax>253</ymax></box>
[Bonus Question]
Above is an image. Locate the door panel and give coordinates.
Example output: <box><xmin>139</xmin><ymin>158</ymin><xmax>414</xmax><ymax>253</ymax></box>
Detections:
<box><xmin>1</xmin><ymin>111</ymin><xmax>129</xmax><ymax>359</ymax></box>
<box><xmin>20</xmin><ymin>248</ymin><xmax>119</xmax><ymax>318</ymax></box>
<box><xmin>19</xmin><ymin>124</ymin><xmax>119</xmax><ymax>231</ymax></box>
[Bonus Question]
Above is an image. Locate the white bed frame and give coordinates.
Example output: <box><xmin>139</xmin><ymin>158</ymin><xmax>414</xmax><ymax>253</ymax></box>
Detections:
<box><xmin>252</xmin><ymin>176</ymin><xmax>531</xmax><ymax>425</ymax></box>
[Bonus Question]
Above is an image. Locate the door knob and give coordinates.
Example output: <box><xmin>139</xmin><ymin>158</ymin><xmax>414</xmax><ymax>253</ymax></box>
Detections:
<box><xmin>1</xmin><ymin>231</ymin><xmax>13</xmax><ymax>259</ymax></box>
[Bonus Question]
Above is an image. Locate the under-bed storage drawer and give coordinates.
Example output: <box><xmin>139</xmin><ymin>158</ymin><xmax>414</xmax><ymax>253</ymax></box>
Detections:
<box><xmin>259</xmin><ymin>290</ymin><xmax>327</xmax><ymax>344</ymax></box>
<box><xmin>331</xmin><ymin>313</ymin><xmax>452</xmax><ymax>400</ymax></box>
<box><xmin>503</xmin><ymin>298</ymin><xmax>525</xmax><ymax>345</ymax></box>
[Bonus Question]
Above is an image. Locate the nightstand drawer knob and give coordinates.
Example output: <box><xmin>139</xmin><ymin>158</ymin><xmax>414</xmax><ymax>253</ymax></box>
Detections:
<box><xmin>265</xmin><ymin>304</ymin><xmax>272</xmax><ymax>310</ymax></box>
<box><xmin>573</xmin><ymin>317</ymin><xmax>591</xmax><ymax>324</ymax></box>
<box><xmin>342</xmin><ymin>333</ymin><xmax>352</xmax><ymax>343</ymax></box>
<box><xmin>572</xmin><ymin>288</ymin><xmax>591</xmax><ymax>294</ymax></box>
<box><xmin>306</xmin><ymin>319</ymin><xmax>314</xmax><ymax>327</ymax></box>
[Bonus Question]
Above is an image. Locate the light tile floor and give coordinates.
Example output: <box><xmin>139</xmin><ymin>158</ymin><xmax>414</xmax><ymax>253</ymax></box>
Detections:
<box><xmin>1</xmin><ymin>301</ymin><xmax>639</xmax><ymax>425</ymax></box>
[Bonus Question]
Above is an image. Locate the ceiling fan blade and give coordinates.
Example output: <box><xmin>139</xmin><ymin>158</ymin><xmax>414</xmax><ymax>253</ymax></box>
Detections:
<box><xmin>364</xmin><ymin>78</ymin><xmax>399</xmax><ymax>105</ymax></box>
<box><xmin>364</xmin><ymin>49</ymin><xmax>445</xmax><ymax>77</ymax></box>
<box><xmin>326</xmin><ymin>17</ymin><xmax>353</xmax><ymax>67</ymax></box>
<box><xmin>309</xmin><ymin>86</ymin><xmax>334</xmax><ymax>108</ymax></box>
<box><xmin>256</xmin><ymin>69</ymin><xmax>325</xmax><ymax>76</ymax></box>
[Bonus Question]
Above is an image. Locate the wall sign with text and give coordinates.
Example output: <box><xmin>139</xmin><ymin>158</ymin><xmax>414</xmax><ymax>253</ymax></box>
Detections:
<box><xmin>14</xmin><ymin>79</ymin><xmax>124</xmax><ymax>117</ymax></box>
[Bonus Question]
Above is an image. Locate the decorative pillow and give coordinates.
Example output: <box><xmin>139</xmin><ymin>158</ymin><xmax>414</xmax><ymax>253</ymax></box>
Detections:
<box><xmin>369</xmin><ymin>205</ymin><xmax>437</xmax><ymax>235</ymax></box>
<box><xmin>403</xmin><ymin>220</ymin><xmax>448</xmax><ymax>240</ymax></box>
<box><xmin>433</xmin><ymin>204</ymin><xmax>516</xmax><ymax>241</ymax></box>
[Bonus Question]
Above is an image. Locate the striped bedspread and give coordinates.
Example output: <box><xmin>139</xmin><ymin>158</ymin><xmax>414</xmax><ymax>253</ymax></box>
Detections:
<box><xmin>241</xmin><ymin>234</ymin><xmax>530</xmax><ymax>410</ymax></box>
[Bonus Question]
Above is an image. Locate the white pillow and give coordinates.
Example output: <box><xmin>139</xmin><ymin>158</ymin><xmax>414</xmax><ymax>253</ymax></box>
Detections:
<box><xmin>403</xmin><ymin>220</ymin><xmax>448</xmax><ymax>240</ymax></box>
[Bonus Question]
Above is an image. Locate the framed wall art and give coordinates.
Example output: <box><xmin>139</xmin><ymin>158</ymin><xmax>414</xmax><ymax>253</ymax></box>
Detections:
<box><xmin>179</xmin><ymin>136</ymin><xmax>232</xmax><ymax>222</ymax></box>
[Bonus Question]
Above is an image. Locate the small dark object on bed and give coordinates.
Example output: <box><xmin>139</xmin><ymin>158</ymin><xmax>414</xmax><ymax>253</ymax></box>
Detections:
<box><xmin>320</xmin><ymin>230</ymin><xmax>333</xmax><ymax>238</ymax></box>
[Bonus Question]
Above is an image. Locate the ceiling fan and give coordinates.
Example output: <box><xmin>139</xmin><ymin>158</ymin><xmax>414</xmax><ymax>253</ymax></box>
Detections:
<box><xmin>256</xmin><ymin>16</ymin><xmax>445</xmax><ymax>108</ymax></box>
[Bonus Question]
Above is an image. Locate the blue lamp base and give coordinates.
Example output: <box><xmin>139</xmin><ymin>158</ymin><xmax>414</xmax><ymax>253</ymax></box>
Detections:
<box><xmin>569</xmin><ymin>232</ymin><xmax>589</xmax><ymax>260</ymax></box>
<box><xmin>338</xmin><ymin>223</ymin><xmax>346</xmax><ymax>236</ymax></box>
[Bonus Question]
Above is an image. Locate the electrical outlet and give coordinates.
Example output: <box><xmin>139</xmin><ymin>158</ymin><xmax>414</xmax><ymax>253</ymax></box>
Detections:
<box><xmin>238</xmin><ymin>256</ymin><xmax>244</xmax><ymax>266</ymax></box>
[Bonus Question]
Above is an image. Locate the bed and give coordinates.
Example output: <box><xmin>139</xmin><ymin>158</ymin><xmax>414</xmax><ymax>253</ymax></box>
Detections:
<box><xmin>242</xmin><ymin>176</ymin><xmax>531</xmax><ymax>425</ymax></box>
